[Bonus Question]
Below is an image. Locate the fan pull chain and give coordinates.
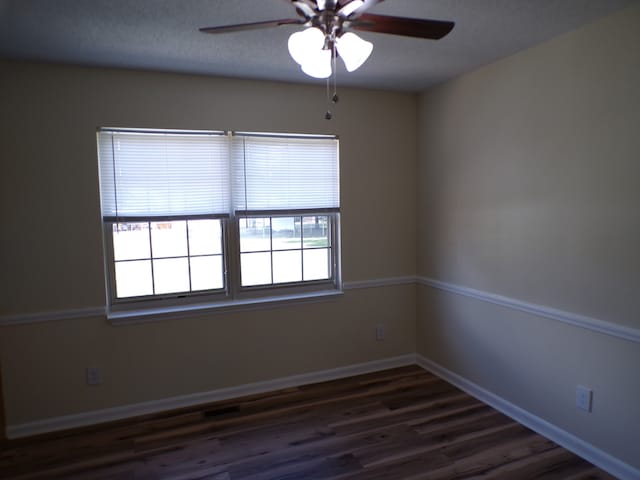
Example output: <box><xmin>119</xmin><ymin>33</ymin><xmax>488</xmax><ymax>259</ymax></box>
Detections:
<box><xmin>325</xmin><ymin>76</ymin><xmax>332</xmax><ymax>120</ymax></box>
<box><xmin>325</xmin><ymin>43</ymin><xmax>339</xmax><ymax>120</ymax></box>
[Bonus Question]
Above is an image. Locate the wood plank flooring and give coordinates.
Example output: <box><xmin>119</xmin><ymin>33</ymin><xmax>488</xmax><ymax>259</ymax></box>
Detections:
<box><xmin>0</xmin><ymin>366</ymin><xmax>617</xmax><ymax>479</ymax></box>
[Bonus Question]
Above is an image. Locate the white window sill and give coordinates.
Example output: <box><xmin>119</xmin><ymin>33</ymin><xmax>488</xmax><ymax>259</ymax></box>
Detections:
<box><xmin>107</xmin><ymin>289</ymin><xmax>344</xmax><ymax>325</ymax></box>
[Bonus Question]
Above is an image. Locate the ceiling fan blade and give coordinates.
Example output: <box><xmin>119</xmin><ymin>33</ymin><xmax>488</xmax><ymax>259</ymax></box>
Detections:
<box><xmin>291</xmin><ymin>0</ymin><xmax>317</xmax><ymax>18</ymax></box>
<box><xmin>200</xmin><ymin>18</ymin><xmax>305</xmax><ymax>35</ymax></box>
<box><xmin>339</xmin><ymin>0</ymin><xmax>385</xmax><ymax>18</ymax></box>
<box><xmin>351</xmin><ymin>13</ymin><xmax>454</xmax><ymax>39</ymax></box>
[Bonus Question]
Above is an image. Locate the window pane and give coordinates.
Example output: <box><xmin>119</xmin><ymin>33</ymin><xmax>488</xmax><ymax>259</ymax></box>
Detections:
<box><xmin>303</xmin><ymin>248</ymin><xmax>330</xmax><ymax>281</ymax></box>
<box><xmin>153</xmin><ymin>258</ymin><xmax>190</xmax><ymax>294</ymax></box>
<box><xmin>115</xmin><ymin>260</ymin><xmax>153</xmax><ymax>298</ymax></box>
<box><xmin>151</xmin><ymin>221</ymin><xmax>188</xmax><ymax>258</ymax></box>
<box><xmin>273</xmin><ymin>250</ymin><xmax>302</xmax><ymax>284</ymax></box>
<box><xmin>302</xmin><ymin>216</ymin><xmax>329</xmax><ymax>248</ymax></box>
<box><xmin>240</xmin><ymin>217</ymin><xmax>270</xmax><ymax>253</ymax></box>
<box><xmin>240</xmin><ymin>252</ymin><xmax>271</xmax><ymax>286</ymax></box>
<box><xmin>272</xmin><ymin>217</ymin><xmax>301</xmax><ymax>251</ymax></box>
<box><xmin>191</xmin><ymin>255</ymin><xmax>224</xmax><ymax>291</ymax></box>
<box><xmin>112</xmin><ymin>223</ymin><xmax>150</xmax><ymax>261</ymax></box>
<box><xmin>188</xmin><ymin>219</ymin><xmax>222</xmax><ymax>255</ymax></box>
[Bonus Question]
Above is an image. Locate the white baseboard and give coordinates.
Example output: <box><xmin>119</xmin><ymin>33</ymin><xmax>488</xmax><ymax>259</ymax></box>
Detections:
<box><xmin>8</xmin><ymin>353</ymin><xmax>637</xmax><ymax>479</ymax></box>
<box><xmin>416</xmin><ymin>354</ymin><xmax>639</xmax><ymax>480</ymax></box>
<box><xmin>6</xmin><ymin>354</ymin><xmax>416</xmax><ymax>440</ymax></box>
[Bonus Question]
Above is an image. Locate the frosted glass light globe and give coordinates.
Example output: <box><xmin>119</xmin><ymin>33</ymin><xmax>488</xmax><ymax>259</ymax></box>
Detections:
<box><xmin>336</xmin><ymin>32</ymin><xmax>373</xmax><ymax>72</ymax></box>
<box><xmin>288</xmin><ymin>27</ymin><xmax>325</xmax><ymax>66</ymax></box>
<box><xmin>301</xmin><ymin>48</ymin><xmax>332</xmax><ymax>79</ymax></box>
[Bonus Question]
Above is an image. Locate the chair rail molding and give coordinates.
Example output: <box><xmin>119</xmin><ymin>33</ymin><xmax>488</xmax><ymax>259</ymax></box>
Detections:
<box><xmin>0</xmin><ymin>307</ymin><xmax>106</xmax><ymax>327</ymax></box>
<box><xmin>417</xmin><ymin>276</ymin><xmax>640</xmax><ymax>344</ymax></box>
<box><xmin>3</xmin><ymin>276</ymin><xmax>638</xmax><ymax>345</ymax></box>
<box><xmin>1</xmin><ymin>277</ymin><xmax>418</xmax><ymax>327</ymax></box>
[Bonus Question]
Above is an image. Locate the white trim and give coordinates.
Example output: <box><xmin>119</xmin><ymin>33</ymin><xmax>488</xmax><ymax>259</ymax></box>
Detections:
<box><xmin>107</xmin><ymin>289</ymin><xmax>344</xmax><ymax>326</ymax></box>
<box><xmin>418</xmin><ymin>276</ymin><xmax>640</xmax><ymax>344</ymax></box>
<box><xmin>343</xmin><ymin>276</ymin><xmax>417</xmax><ymax>290</ymax></box>
<box><xmin>5</xmin><ymin>276</ymin><xmax>635</xmax><ymax>345</ymax></box>
<box><xmin>0</xmin><ymin>277</ymin><xmax>419</xmax><ymax>326</ymax></box>
<box><xmin>6</xmin><ymin>354</ymin><xmax>416</xmax><ymax>439</ymax></box>
<box><xmin>416</xmin><ymin>354</ymin><xmax>639</xmax><ymax>480</ymax></box>
<box><xmin>0</xmin><ymin>307</ymin><xmax>105</xmax><ymax>326</ymax></box>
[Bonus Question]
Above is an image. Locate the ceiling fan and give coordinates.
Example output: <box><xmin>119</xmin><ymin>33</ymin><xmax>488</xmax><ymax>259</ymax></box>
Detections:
<box><xmin>199</xmin><ymin>0</ymin><xmax>455</xmax><ymax>79</ymax></box>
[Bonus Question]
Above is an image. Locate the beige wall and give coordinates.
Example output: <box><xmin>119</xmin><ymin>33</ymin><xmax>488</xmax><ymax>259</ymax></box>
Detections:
<box><xmin>0</xmin><ymin>62</ymin><xmax>417</xmax><ymax>425</ymax></box>
<box><xmin>2</xmin><ymin>3</ymin><xmax>639</xmax><ymax>472</ymax></box>
<box><xmin>417</xmin><ymin>5</ymin><xmax>640</xmax><ymax>469</ymax></box>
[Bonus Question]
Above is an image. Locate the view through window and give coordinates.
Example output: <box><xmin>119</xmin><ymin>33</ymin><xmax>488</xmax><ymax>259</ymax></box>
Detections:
<box><xmin>239</xmin><ymin>216</ymin><xmax>332</xmax><ymax>286</ymax></box>
<box><xmin>111</xmin><ymin>219</ymin><xmax>224</xmax><ymax>298</ymax></box>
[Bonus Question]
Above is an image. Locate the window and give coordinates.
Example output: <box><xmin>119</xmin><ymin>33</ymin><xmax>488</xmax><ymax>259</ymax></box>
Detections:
<box><xmin>239</xmin><ymin>215</ymin><xmax>332</xmax><ymax>286</ymax></box>
<box><xmin>231</xmin><ymin>133</ymin><xmax>340</xmax><ymax>294</ymax></box>
<box><xmin>110</xmin><ymin>219</ymin><xmax>225</xmax><ymax>298</ymax></box>
<box><xmin>97</xmin><ymin>128</ymin><xmax>340</xmax><ymax>314</ymax></box>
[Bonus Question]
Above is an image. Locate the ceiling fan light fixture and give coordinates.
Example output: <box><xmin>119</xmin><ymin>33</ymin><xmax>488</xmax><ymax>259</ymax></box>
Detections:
<box><xmin>300</xmin><ymin>48</ymin><xmax>332</xmax><ymax>78</ymax></box>
<box><xmin>288</xmin><ymin>27</ymin><xmax>325</xmax><ymax>66</ymax></box>
<box><xmin>336</xmin><ymin>32</ymin><xmax>373</xmax><ymax>72</ymax></box>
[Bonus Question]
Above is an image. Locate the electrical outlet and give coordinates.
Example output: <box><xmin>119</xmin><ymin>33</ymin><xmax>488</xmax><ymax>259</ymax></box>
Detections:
<box><xmin>576</xmin><ymin>385</ymin><xmax>592</xmax><ymax>412</ymax></box>
<box><xmin>376</xmin><ymin>323</ymin><xmax>385</xmax><ymax>341</ymax></box>
<box><xmin>86</xmin><ymin>367</ymin><xmax>103</xmax><ymax>386</ymax></box>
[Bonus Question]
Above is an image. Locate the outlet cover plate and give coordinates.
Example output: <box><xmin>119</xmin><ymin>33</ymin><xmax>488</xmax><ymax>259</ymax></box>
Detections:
<box><xmin>86</xmin><ymin>367</ymin><xmax>103</xmax><ymax>386</ymax></box>
<box><xmin>376</xmin><ymin>324</ymin><xmax>384</xmax><ymax>341</ymax></box>
<box><xmin>576</xmin><ymin>385</ymin><xmax>592</xmax><ymax>412</ymax></box>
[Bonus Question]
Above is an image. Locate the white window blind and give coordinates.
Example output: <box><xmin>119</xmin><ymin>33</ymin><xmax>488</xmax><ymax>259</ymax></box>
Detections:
<box><xmin>98</xmin><ymin>129</ymin><xmax>230</xmax><ymax>219</ymax></box>
<box><xmin>231</xmin><ymin>134</ymin><xmax>339</xmax><ymax>213</ymax></box>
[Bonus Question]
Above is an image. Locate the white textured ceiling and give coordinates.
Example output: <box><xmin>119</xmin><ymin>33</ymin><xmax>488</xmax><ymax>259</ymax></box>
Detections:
<box><xmin>0</xmin><ymin>0</ymin><xmax>637</xmax><ymax>91</ymax></box>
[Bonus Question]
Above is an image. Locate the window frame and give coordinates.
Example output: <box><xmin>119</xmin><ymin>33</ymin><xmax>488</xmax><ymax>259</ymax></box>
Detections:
<box><xmin>229</xmin><ymin>210</ymin><xmax>341</xmax><ymax>301</ymax></box>
<box><xmin>98</xmin><ymin>128</ymin><xmax>342</xmax><ymax>317</ymax></box>
<box><xmin>103</xmin><ymin>215</ymin><xmax>231</xmax><ymax>313</ymax></box>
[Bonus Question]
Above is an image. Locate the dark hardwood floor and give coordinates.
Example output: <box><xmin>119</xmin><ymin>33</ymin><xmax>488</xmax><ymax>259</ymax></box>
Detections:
<box><xmin>0</xmin><ymin>365</ymin><xmax>616</xmax><ymax>479</ymax></box>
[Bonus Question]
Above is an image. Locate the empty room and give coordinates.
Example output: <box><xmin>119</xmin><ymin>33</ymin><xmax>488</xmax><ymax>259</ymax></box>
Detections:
<box><xmin>1</xmin><ymin>1</ymin><xmax>639</xmax><ymax>478</ymax></box>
